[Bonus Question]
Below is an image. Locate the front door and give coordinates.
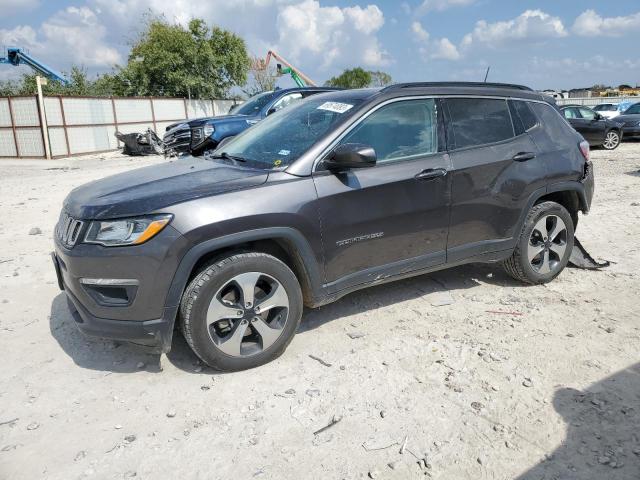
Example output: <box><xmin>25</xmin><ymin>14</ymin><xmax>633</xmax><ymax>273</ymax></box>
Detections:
<box><xmin>312</xmin><ymin>98</ymin><xmax>451</xmax><ymax>290</ymax></box>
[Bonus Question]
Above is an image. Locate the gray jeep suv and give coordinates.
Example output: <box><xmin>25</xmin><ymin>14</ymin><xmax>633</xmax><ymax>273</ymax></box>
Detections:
<box><xmin>52</xmin><ymin>82</ymin><xmax>594</xmax><ymax>371</ymax></box>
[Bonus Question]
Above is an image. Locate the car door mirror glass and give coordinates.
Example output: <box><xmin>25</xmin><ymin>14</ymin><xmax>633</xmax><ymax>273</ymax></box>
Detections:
<box><xmin>325</xmin><ymin>143</ymin><xmax>376</xmax><ymax>170</ymax></box>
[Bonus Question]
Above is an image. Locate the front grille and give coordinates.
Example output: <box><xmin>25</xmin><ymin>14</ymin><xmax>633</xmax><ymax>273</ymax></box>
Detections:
<box><xmin>57</xmin><ymin>211</ymin><xmax>84</xmax><ymax>248</ymax></box>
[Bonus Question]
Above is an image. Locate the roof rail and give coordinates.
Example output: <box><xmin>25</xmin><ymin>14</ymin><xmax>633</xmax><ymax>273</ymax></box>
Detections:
<box><xmin>380</xmin><ymin>82</ymin><xmax>533</xmax><ymax>92</ymax></box>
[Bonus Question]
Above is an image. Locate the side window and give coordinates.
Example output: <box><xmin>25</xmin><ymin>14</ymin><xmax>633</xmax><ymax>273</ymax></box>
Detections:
<box><xmin>446</xmin><ymin>98</ymin><xmax>514</xmax><ymax>150</ymax></box>
<box><xmin>625</xmin><ymin>104</ymin><xmax>640</xmax><ymax>114</ymax></box>
<box><xmin>563</xmin><ymin>108</ymin><xmax>579</xmax><ymax>119</ymax></box>
<box><xmin>339</xmin><ymin>99</ymin><xmax>438</xmax><ymax>163</ymax></box>
<box><xmin>579</xmin><ymin>107</ymin><xmax>597</xmax><ymax>120</ymax></box>
<box><xmin>514</xmin><ymin>101</ymin><xmax>538</xmax><ymax>131</ymax></box>
<box><xmin>529</xmin><ymin>102</ymin><xmax>576</xmax><ymax>136</ymax></box>
<box><xmin>272</xmin><ymin>93</ymin><xmax>303</xmax><ymax>112</ymax></box>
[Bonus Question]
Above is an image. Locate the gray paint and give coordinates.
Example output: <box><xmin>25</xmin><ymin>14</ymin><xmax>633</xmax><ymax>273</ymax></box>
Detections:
<box><xmin>52</xmin><ymin>83</ymin><xmax>595</xmax><ymax>353</ymax></box>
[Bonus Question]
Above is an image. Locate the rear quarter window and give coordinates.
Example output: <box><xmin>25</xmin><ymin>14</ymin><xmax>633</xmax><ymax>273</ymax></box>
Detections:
<box><xmin>529</xmin><ymin>102</ymin><xmax>577</xmax><ymax>137</ymax></box>
<box><xmin>513</xmin><ymin>101</ymin><xmax>538</xmax><ymax>132</ymax></box>
<box><xmin>446</xmin><ymin>98</ymin><xmax>514</xmax><ymax>150</ymax></box>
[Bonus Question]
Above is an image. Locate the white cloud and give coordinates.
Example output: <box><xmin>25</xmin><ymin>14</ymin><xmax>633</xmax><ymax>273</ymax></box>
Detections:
<box><xmin>411</xmin><ymin>21</ymin><xmax>430</xmax><ymax>42</ymax></box>
<box><xmin>417</xmin><ymin>0</ymin><xmax>475</xmax><ymax>15</ymax></box>
<box><xmin>0</xmin><ymin>6</ymin><xmax>121</xmax><ymax>80</ymax></box>
<box><xmin>344</xmin><ymin>5</ymin><xmax>384</xmax><ymax>34</ymax></box>
<box><xmin>461</xmin><ymin>9</ymin><xmax>567</xmax><ymax>48</ymax></box>
<box><xmin>572</xmin><ymin>9</ymin><xmax>640</xmax><ymax>37</ymax></box>
<box><xmin>89</xmin><ymin>0</ymin><xmax>390</xmax><ymax>73</ymax></box>
<box><xmin>40</xmin><ymin>7</ymin><xmax>121</xmax><ymax>67</ymax></box>
<box><xmin>276</xmin><ymin>1</ymin><xmax>390</xmax><ymax>68</ymax></box>
<box><xmin>431</xmin><ymin>38</ymin><xmax>460</xmax><ymax>60</ymax></box>
<box><xmin>411</xmin><ymin>21</ymin><xmax>459</xmax><ymax>61</ymax></box>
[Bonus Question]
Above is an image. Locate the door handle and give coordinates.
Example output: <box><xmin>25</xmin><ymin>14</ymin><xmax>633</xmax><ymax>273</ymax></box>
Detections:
<box><xmin>415</xmin><ymin>168</ymin><xmax>447</xmax><ymax>181</ymax></box>
<box><xmin>512</xmin><ymin>152</ymin><xmax>536</xmax><ymax>162</ymax></box>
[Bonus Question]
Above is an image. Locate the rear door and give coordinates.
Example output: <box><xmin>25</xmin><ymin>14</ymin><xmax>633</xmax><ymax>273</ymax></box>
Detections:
<box><xmin>443</xmin><ymin>97</ymin><xmax>545</xmax><ymax>262</ymax></box>
<box><xmin>312</xmin><ymin>98</ymin><xmax>451</xmax><ymax>289</ymax></box>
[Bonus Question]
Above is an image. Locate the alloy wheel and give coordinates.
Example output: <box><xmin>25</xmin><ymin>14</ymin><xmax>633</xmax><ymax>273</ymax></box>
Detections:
<box><xmin>527</xmin><ymin>215</ymin><xmax>568</xmax><ymax>274</ymax></box>
<box><xmin>603</xmin><ymin>131</ymin><xmax>620</xmax><ymax>150</ymax></box>
<box><xmin>205</xmin><ymin>272</ymin><xmax>290</xmax><ymax>357</ymax></box>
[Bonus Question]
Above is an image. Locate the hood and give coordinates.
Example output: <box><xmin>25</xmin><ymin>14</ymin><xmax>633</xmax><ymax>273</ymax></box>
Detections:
<box><xmin>187</xmin><ymin>114</ymin><xmax>257</xmax><ymax>128</ymax></box>
<box><xmin>64</xmin><ymin>158</ymin><xmax>269</xmax><ymax>220</ymax></box>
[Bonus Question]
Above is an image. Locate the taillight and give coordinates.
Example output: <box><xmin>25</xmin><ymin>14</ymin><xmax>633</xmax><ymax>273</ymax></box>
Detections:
<box><xmin>579</xmin><ymin>140</ymin><xmax>590</xmax><ymax>162</ymax></box>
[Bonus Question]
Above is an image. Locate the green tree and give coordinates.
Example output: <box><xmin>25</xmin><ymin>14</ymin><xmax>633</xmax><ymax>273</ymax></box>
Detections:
<box><xmin>0</xmin><ymin>66</ymin><xmax>113</xmax><ymax>96</ymax></box>
<box><xmin>112</xmin><ymin>18</ymin><xmax>250</xmax><ymax>98</ymax></box>
<box><xmin>325</xmin><ymin>67</ymin><xmax>393</xmax><ymax>89</ymax></box>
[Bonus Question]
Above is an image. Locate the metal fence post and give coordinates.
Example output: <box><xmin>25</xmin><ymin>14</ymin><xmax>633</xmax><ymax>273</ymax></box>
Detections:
<box><xmin>58</xmin><ymin>95</ymin><xmax>70</xmax><ymax>157</ymax></box>
<box><xmin>36</xmin><ymin>76</ymin><xmax>51</xmax><ymax>159</ymax></box>
<box><xmin>149</xmin><ymin>97</ymin><xmax>157</xmax><ymax>132</ymax></box>
<box><xmin>7</xmin><ymin>96</ymin><xmax>20</xmax><ymax>158</ymax></box>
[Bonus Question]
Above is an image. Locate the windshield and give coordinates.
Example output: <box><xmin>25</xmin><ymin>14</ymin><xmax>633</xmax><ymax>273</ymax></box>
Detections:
<box><xmin>231</xmin><ymin>91</ymin><xmax>275</xmax><ymax>116</ymax></box>
<box><xmin>220</xmin><ymin>96</ymin><xmax>363</xmax><ymax>168</ymax></box>
<box><xmin>594</xmin><ymin>104</ymin><xmax>616</xmax><ymax>111</ymax></box>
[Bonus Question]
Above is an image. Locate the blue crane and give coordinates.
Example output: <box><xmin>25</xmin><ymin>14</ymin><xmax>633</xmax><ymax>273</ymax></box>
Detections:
<box><xmin>0</xmin><ymin>47</ymin><xmax>68</xmax><ymax>84</ymax></box>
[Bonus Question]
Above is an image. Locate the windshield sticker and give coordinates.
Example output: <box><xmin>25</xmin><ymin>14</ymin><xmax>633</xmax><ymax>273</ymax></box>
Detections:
<box><xmin>317</xmin><ymin>102</ymin><xmax>353</xmax><ymax>114</ymax></box>
<box><xmin>273</xmin><ymin>159</ymin><xmax>282</xmax><ymax>167</ymax></box>
<box><xmin>278</xmin><ymin>149</ymin><xmax>290</xmax><ymax>156</ymax></box>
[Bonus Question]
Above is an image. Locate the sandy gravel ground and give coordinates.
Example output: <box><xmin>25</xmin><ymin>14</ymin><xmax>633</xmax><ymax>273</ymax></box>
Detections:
<box><xmin>0</xmin><ymin>145</ymin><xmax>639</xmax><ymax>480</ymax></box>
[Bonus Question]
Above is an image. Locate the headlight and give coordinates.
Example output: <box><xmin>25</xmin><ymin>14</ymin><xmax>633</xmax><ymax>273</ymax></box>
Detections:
<box><xmin>204</xmin><ymin>123</ymin><xmax>214</xmax><ymax>137</ymax></box>
<box><xmin>84</xmin><ymin>214</ymin><xmax>172</xmax><ymax>247</ymax></box>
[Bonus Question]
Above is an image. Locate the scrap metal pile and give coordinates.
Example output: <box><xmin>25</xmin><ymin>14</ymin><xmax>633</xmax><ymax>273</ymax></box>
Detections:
<box><xmin>114</xmin><ymin>129</ymin><xmax>164</xmax><ymax>156</ymax></box>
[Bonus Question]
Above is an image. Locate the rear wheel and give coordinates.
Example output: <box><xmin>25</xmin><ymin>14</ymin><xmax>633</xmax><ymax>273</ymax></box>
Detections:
<box><xmin>180</xmin><ymin>252</ymin><xmax>303</xmax><ymax>371</ymax></box>
<box><xmin>503</xmin><ymin>201</ymin><xmax>574</xmax><ymax>284</ymax></box>
<box><xmin>602</xmin><ymin>130</ymin><xmax>620</xmax><ymax>150</ymax></box>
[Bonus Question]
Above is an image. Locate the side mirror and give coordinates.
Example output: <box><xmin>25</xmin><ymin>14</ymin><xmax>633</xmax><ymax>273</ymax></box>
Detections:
<box><xmin>325</xmin><ymin>143</ymin><xmax>376</xmax><ymax>171</ymax></box>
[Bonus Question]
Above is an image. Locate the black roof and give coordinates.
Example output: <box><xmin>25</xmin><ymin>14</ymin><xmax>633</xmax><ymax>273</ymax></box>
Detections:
<box><xmin>381</xmin><ymin>81</ymin><xmax>533</xmax><ymax>92</ymax></box>
<box><xmin>375</xmin><ymin>81</ymin><xmax>548</xmax><ymax>102</ymax></box>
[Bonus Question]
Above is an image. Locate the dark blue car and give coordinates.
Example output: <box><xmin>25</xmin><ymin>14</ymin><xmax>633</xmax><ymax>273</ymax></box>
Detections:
<box><xmin>163</xmin><ymin>87</ymin><xmax>338</xmax><ymax>156</ymax></box>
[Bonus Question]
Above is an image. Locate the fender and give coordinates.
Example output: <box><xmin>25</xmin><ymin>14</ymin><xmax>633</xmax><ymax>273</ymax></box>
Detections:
<box><xmin>513</xmin><ymin>180</ymin><xmax>588</xmax><ymax>238</ymax></box>
<box><xmin>163</xmin><ymin>227</ymin><xmax>324</xmax><ymax>311</ymax></box>
<box><xmin>546</xmin><ymin>180</ymin><xmax>590</xmax><ymax>213</ymax></box>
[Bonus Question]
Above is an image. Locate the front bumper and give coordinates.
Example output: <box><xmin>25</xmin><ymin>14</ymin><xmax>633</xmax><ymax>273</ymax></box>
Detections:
<box><xmin>52</xmin><ymin>224</ymin><xmax>190</xmax><ymax>353</ymax></box>
<box><xmin>63</xmin><ymin>285</ymin><xmax>177</xmax><ymax>353</ymax></box>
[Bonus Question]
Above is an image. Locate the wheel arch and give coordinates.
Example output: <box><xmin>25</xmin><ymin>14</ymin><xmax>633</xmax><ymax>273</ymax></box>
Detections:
<box><xmin>164</xmin><ymin>228</ymin><xmax>324</xmax><ymax>314</ymax></box>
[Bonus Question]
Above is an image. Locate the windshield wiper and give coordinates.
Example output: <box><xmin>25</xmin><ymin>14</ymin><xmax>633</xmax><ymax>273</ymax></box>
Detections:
<box><xmin>207</xmin><ymin>151</ymin><xmax>248</xmax><ymax>163</ymax></box>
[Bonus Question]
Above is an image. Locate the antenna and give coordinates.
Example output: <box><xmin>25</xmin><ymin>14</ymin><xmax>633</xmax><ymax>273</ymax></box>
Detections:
<box><xmin>483</xmin><ymin>66</ymin><xmax>490</xmax><ymax>82</ymax></box>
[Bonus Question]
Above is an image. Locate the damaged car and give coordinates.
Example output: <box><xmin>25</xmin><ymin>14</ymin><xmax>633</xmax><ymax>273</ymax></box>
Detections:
<box><xmin>53</xmin><ymin>82</ymin><xmax>594</xmax><ymax>371</ymax></box>
<box><xmin>163</xmin><ymin>87</ymin><xmax>338</xmax><ymax>157</ymax></box>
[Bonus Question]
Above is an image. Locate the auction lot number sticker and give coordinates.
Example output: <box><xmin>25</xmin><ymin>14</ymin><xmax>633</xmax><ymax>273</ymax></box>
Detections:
<box><xmin>317</xmin><ymin>102</ymin><xmax>354</xmax><ymax>113</ymax></box>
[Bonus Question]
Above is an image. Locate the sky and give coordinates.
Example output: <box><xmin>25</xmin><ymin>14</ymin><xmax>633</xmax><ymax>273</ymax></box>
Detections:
<box><xmin>1</xmin><ymin>0</ymin><xmax>640</xmax><ymax>91</ymax></box>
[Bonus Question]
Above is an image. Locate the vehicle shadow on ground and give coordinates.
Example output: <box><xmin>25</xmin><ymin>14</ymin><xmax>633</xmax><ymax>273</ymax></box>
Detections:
<box><xmin>49</xmin><ymin>293</ymin><xmax>162</xmax><ymax>373</ymax></box>
<box><xmin>49</xmin><ymin>262</ymin><xmax>521</xmax><ymax>373</ymax></box>
<box><xmin>517</xmin><ymin>362</ymin><xmax>640</xmax><ymax>480</ymax></box>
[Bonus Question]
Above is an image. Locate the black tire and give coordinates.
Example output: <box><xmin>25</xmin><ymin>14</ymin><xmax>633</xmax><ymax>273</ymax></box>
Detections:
<box><xmin>503</xmin><ymin>201</ymin><xmax>574</xmax><ymax>285</ymax></box>
<box><xmin>602</xmin><ymin>129</ymin><xmax>621</xmax><ymax>150</ymax></box>
<box><xmin>180</xmin><ymin>252</ymin><xmax>303</xmax><ymax>371</ymax></box>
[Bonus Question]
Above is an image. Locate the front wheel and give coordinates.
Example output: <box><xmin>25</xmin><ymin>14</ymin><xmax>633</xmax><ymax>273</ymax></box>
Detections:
<box><xmin>602</xmin><ymin>130</ymin><xmax>620</xmax><ymax>150</ymax></box>
<box><xmin>503</xmin><ymin>201</ymin><xmax>574</xmax><ymax>284</ymax></box>
<box><xmin>180</xmin><ymin>252</ymin><xmax>303</xmax><ymax>371</ymax></box>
